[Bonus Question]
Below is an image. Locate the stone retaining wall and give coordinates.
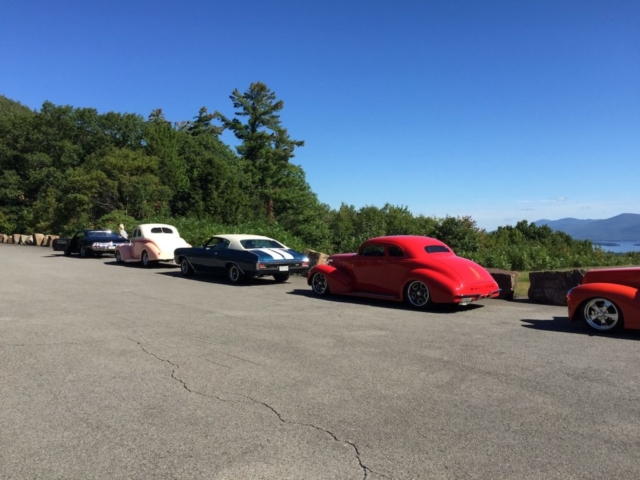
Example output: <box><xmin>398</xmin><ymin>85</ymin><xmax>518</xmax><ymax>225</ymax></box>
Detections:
<box><xmin>486</xmin><ymin>268</ymin><xmax>519</xmax><ymax>300</ymax></box>
<box><xmin>528</xmin><ymin>269</ymin><xmax>586</xmax><ymax>306</ymax></box>
<box><xmin>0</xmin><ymin>233</ymin><xmax>59</xmax><ymax>247</ymax></box>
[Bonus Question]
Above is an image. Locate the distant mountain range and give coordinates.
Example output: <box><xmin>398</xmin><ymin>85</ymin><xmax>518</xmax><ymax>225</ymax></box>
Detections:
<box><xmin>534</xmin><ymin>213</ymin><xmax>640</xmax><ymax>242</ymax></box>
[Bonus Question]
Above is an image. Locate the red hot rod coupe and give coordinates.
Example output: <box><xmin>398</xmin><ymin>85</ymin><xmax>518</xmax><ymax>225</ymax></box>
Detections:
<box><xmin>307</xmin><ymin>235</ymin><xmax>500</xmax><ymax>309</ymax></box>
<box><xmin>567</xmin><ymin>267</ymin><xmax>640</xmax><ymax>333</ymax></box>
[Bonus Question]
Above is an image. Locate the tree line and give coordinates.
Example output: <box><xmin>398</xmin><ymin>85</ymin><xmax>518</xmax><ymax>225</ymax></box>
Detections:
<box><xmin>1</xmin><ymin>86</ymin><xmax>638</xmax><ymax>271</ymax></box>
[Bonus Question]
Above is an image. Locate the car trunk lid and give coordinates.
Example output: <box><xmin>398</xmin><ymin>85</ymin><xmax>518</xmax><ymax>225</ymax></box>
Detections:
<box><xmin>582</xmin><ymin>267</ymin><xmax>640</xmax><ymax>289</ymax></box>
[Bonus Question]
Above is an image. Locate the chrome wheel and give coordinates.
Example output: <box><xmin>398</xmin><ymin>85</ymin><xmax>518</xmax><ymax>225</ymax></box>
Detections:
<box><xmin>406</xmin><ymin>281</ymin><xmax>431</xmax><ymax>308</ymax></box>
<box><xmin>583</xmin><ymin>298</ymin><xmax>622</xmax><ymax>332</ymax></box>
<box><xmin>115</xmin><ymin>250</ymin><xmax>122</xmax><ymax>264</ymax></box>
<box><xmin>311</xmin><ymin>273</ymin><xmax>329</xmax><ymax>296</ymax></box>
<box><xmin>227</xmin><ymin>264</ymin><xmax>243</xmax><ymax>284</ymax></box>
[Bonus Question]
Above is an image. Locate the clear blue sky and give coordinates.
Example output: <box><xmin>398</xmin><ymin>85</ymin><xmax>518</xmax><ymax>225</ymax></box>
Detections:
<box><xmin>2</xmin><ymin>1</ymin><xmax>638</xmax><ymax>231</ymax></box>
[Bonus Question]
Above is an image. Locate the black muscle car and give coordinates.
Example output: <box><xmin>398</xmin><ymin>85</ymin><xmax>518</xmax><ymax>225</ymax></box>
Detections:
<box><xmin>174</xmin><ymin>234</ymin><xmax>310</xmax><ymax>284</ymax></box>
<box><xmin>53</xmin><ymin>230</ymin><xmax>129</xmax><ymax>258</ymax></box>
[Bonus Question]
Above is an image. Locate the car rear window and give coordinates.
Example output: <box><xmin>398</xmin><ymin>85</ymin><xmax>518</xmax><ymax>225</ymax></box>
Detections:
<box><xmin>150</xmin><ymin>227</ymin><xmax>175</xmax><ymax>234</ymax></box>
<box><xmin>425</xmin><ymin>245</ymin><xmax>451</xmax><ymax>253</ymax></box>
<box><xmin>89</xmin><ymin>232</ymin><xmax>121</xmax><ymax>241</ymax></box>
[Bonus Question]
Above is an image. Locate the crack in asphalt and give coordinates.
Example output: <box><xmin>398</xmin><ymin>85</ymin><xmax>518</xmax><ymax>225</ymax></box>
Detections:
<box><xmin>242</xmin><ymin>395</ymin><xmax>383</xmax><ymax>480</ymax></box>
<box><xmin>129</xmin><ymin>339</ymin><xmax>228</xmax><ymax>403</ymax></box>
<box><xmin>130</xmin><ymin>339</ymin><xmax>384</xmax><ymax>480</ymax></box>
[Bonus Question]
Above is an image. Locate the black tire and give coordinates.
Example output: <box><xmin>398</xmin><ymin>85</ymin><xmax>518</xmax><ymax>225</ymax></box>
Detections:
<box><xmin>273</xmin><ymin>272</ymin><xmax>290</xmax><ymax>283</ymax></box>
<box><xmin>79</xmin><ymin>245</ymin><xmax>91</xmax><ymax>258</ymax></box>
<box><xmin>227</xmin><ymin>264</ymin><xmax>244</xmax><ymax>284</ymax></box>
<box><xmin>405</xmin><ymin>280</ymin><xmax>432</xmax><ymax>309</ymax></box>
<box><xmin>180</xmin><ymin>258</ymin><xmax>194</xmax><ymax>276</ymax></box>
<box><xmin>115</xmin><ymin>250</ymin><xmax>123</xmax><ymax>264</ymax></box>
<box><xmin>63</xmin><ymin>248</ymin><xmax>71</xmax><ymax>257</ymax></box>
<box><xmin>580</xmin><ymin>297</ymin><xmax>624</xmax><ymax>333</ymax></box>
<box><xmin>311</xmin><ymin>272</ymin><xmax>330</xmax><ymax>296</ymax></box>
<box><xmin>141</xmin><ymin>250</ymin><xmax>152</xmax><ymax>268</ymax></box>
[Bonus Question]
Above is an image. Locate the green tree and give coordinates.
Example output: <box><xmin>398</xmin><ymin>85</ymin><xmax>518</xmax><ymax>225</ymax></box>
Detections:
<box><xmin>435</xmin><ymin>216</ymin><xmax>483</xmax><ymax>257</ymax></box>
<box><xmin>215</xmin><ymin>82</ymin><xmax>304</xmax><ymax>220</ymax></box>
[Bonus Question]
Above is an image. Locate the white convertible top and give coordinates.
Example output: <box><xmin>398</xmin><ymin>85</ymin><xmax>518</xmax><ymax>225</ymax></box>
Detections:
<box><xmin>212</xmin><ymin>234</ymin><xmax>287</xmax><ymax>250</ymax></box>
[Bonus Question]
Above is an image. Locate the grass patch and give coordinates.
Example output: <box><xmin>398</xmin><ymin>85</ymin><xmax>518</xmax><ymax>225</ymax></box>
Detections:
<box><xmin>515</xmin><ymin>272</ymin><xmax>530</xmax><ymax>298</ymax></box>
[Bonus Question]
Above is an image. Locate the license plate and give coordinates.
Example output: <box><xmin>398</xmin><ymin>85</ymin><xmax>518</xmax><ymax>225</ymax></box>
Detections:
<box><xmin>460</xmin><ymin>297</ymin><xmax>474</xmax><ymax>305</ymax></box>
<box><xmin>279</xmin><ymin>266</ymin><xmax>289</xmax><ymax>272</ymax></box>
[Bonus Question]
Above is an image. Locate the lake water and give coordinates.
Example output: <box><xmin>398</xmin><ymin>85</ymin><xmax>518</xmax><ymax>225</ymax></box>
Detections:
<box><xmin>593</xmin><ymin>241</ymin><xmax>640</xmax><ymax>254</ymax></box>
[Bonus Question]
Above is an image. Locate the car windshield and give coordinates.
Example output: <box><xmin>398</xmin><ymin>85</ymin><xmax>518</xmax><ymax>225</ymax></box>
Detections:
<box><xmin>241</xmin><ymin>239</ymin><xmax>285</xmax><ymax>249</ymax></box>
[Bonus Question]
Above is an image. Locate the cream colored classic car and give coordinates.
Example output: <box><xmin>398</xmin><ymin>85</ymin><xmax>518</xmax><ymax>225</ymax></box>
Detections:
<box><xmin>115</xmin><ymin>223</ymin><xmax>190</xmax><ymax>267</ymax></box>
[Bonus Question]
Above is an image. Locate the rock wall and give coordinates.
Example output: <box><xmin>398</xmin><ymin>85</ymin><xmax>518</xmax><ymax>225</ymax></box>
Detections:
<box><xmin>0</xmin><ymin>233</ymin><xmax>60</xmax><ymax>247</ymax></box>
<box><xmin>486</xmin><ymin>268</ymin><xmax>519</xmax><ymax>300</ymax></box>
<box><xmin>304</xmin><ymin>249</ymin><xmax>329</xmax><ymax>270</ymax></box>
<box><xmin>528</xmin><ymin>269</ymin><xmax>586</xmax><ymax>306</ymax></box>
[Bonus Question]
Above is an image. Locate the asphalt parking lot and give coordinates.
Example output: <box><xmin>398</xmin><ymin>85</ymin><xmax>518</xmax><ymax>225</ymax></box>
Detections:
<box><xmin>1</xmin><ymin>244</ymin><xmax>639</xmax><ymax>479</ymax></box>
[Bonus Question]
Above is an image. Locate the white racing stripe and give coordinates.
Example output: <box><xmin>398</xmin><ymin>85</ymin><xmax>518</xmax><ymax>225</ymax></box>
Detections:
<box><xmin>255</xmin><ymin>248</ymin><xmax>284</xmax><ymax>259</ymax></box>
<box><xmin>270</xmin><ymin>248</ymin><xmax>294</xmax><ymax>259</ymax></box>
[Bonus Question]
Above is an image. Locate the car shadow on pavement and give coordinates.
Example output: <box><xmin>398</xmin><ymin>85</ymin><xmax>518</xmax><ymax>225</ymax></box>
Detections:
<box><xmin>155</xmin><ymin>270</ymin><xmax>282</xmax><ymax>287</ymax></box>
<box><xmin>102</xmin><ymin>261</ymin><xmax>178</xmax><ymax>268</ymax></box>
<box><xmin>521</xmin><ymin>317</ymin><xmax>640</xmax><ymax>340</ymax></box>
<box><xmin>42</xmin><ymin>254</ymin><xmax>115</xmax><ymax>260</ymax></box>
<box><xmin>287</xmin><ymin>288</ymin><xmax>484</xmax><ymax>314</ymax></box>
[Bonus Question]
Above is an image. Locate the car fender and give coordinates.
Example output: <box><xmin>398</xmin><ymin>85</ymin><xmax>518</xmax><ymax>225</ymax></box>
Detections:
<box><xmin>400</xmin><ymin>268</ymin><xmax>459</xmax><ymax>303</ymax></box>
<box><xmin>568</xmin><ymin>282</ymin><xmax>639</xmax><ymax>323</ymax></box>
<box><xmin>175</xmin><ymin>252</ymin><xmax>198</xmax><ymax>271</ymax></box>
<box><xmin>137</xmin><ymin>239</ymin><xmax>163</xmax><ymax>261</ymax></box>
<box><xmin>224</xmin><ymin>260</ymin><xmax>246</xmax><ymax>275</ymax></box>
<box><xmin>116</xmin><ymin>244</ymin><xmax>134</xmax><ymax>261</ymax></box>
<box><xmin>308</xmin><ymin>265</ymin><xmax>354</xmax><ymax>294</ymax></box>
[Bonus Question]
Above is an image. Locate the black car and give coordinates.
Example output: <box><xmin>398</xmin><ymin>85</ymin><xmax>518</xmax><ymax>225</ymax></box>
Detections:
<box><xmin>174</xmin><ymin>234</ymin><xmax>310</xmax><ymax>284</ymax></box>
<box><xmin>53</xmin><ymin>230</ymin><xmax>129</xmax><ymax>258</ymax></box>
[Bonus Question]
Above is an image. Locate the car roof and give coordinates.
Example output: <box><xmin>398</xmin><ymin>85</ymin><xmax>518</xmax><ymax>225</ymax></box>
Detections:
<box><xmin>134</xmin><ymin>223</ymin><xmax>177</xmax><ymax>230</ymax></box>
<box><xmin>363</xmin><ymin>235</ymin><xmax>452</xmax><ymax>254</ymax></box>
<box><xmin>134</xmin><ymin>224</ymin><xmax>180</xmax><ymax>236</ymax></box>
<box><xmin>212</xmin><ymin>234</ymin><xmax>285</xmax><ymax>250</ymax></box>
<box><xmin>365</xmin><ymin>235</ymin><xmax>449</xmax><ymax>246</ymax></box>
